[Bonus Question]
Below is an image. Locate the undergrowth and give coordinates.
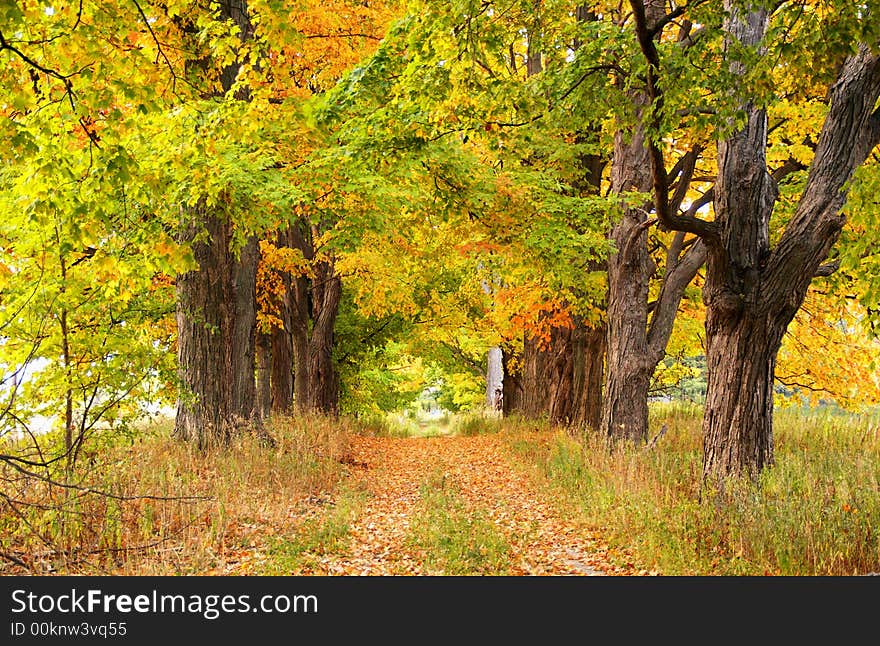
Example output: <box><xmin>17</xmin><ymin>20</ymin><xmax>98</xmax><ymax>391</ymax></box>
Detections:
<box><xmin>0</xmin><ymin>414</ymin><xmax>353</xmax><ymax>574</ymax></box>
<box><xmin>505</xmin><ymin>402</ymin><xmax>880</xmax><ymax>575</ymax></box>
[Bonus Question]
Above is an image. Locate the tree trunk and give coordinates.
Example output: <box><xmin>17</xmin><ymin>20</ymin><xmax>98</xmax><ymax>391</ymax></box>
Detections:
<box><xmin>175</xmin><ymin>214</ymin><xmax>258</xmax><ymax>447</ymax></box>
<box><xmin>601</xmin><ymin>128</ymin><xmax>653</xmax><ymax>443</ymax></box>
<box><xmin>288</xmin><ymin>223</ymin><xmax>341</xmax><ymax>414</ymax></box>
<box><xmin>485</xmin><ymin>346</ymin><xmax>503</xmax><ymax>411</ymax></box>
<box><xmin>601</xmin><ymin>0</ymin><xmax>678</xmax><ymax>444</ymax></box>
<box><xmin>256</xmin><ymin>331</ymin><xmax>272</xmax><ymax>419</ymax></box>
<box><xmin>270</xmin><ymin>323</ymin><xmax>293</xmax><ymax>413</ymax></box>
<box><xmin>174</xmin><ymin>0</ymin><xmax>257</xmax><ymax>446</ymax></box>
<box><xmin>698</xmin><ymin>5</ymin><xmax>880</xmax><ymax>479</ymax></box>
<box><xmin>702</xmin><ymin>312</ymin><xmax>781</xmax><ymax>480</ymax></box>
<box><xmin>291</xmin><ymin>268</ymin><xmax>310</xmax><ymax>411</ymax></box>
<box><xmin>305</xmin><ymin>260</ymin><xmax>341</xmax><ymax>413</ymax></box>
<box><xmin>501</xmin><ymin>347</ymin><xmax>523</xmax><ymax>416</ymax></box>
<box><xmin>570</xmin><ymin>320</ymin><xmax>605</xmax><ymax>430</ymax></box>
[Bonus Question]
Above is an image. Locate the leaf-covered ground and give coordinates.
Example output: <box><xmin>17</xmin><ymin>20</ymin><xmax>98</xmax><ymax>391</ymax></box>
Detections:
<box><xmin>240</xmin><ymin>433</ymin><xmax>647</xmax><ymax>576</ymax></box>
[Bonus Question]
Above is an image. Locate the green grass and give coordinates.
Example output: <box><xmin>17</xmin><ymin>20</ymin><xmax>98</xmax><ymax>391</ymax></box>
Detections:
<box><xmin>405</xmin><ymin>471</ymin><xmax>511</xmax><ymax>575</ymax></box>
<box><xmin>450</xmin><ymin>412</ymin><xmax>506</xmax><ymax>436</ymax></box>
<box><xmin>506</xmin><ymin>402</ymin><xmax>880</xmax><ymax>575</ymax></box>
<box><xmin>372</xmin><ymin>410</ymin><xmax>511</xmax><ymax>438</ymax></box>
<box><xmin>262</xmin><ymin>483</ymin><xmax>369</xmax><ymax>574</ymax></box>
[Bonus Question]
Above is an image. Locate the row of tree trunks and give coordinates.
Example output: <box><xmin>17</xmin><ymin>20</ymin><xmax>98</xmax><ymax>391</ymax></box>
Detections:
<box><xmin>500</xmin><ymin>9</ymin><xmax>607</xmax><ymax>429</ymax></box>
<box><xmin>253</xmin><ymin>223</ymin><xmax>343</xmax><ymax>417</ymax></box>
<box><xmin>174</xmin><ymin>0</ymin><xmax>340</xmax><ymax>441</ymax></box>
<box><xmin>289</xmin><ymin>223</ymin><xmax>341</xmax><ymax>414</ymax></box>
<box><xmin>502</xmin><ymin>317</ymin><xmax>605</xmax><ymax>429</ymax></box>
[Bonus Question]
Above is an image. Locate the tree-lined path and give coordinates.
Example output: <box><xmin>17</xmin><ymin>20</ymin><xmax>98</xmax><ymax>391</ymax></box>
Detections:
<box><xmin>270</xmin><ymin>433</ymin><xmax>640</xmax><ymax>576</ymax></box>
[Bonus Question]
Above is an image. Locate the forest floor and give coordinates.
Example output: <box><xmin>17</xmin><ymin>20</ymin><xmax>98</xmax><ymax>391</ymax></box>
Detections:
<box><xmin>232</xmin><ymin>433</ymin><xmax>647</xmax><ymax>576</ymax></box>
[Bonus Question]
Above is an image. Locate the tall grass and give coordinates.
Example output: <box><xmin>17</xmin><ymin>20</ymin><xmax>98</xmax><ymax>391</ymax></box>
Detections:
<box><xmin>0</xmin><ymin>414</ymin><xmax>353</xmax><ymax>575</ymax></box>
<box><xmin>506</xmin><ymin>403</ymin><xmax>880</xmax><ymax>575</ymax></box>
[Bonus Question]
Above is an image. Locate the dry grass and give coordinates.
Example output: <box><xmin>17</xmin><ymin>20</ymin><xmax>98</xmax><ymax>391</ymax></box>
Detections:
<box><xmin>505</xmin><ymin>403</ymin><xmax>880</xmax><ymax>575</ymax></box>
<box><xmin>0</xmin><ymin>414</ymin><xmax>353</xmax><ymax>575</ymax></box>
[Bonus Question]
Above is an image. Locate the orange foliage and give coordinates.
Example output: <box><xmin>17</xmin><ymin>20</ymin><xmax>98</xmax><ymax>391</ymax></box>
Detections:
<box><xmin>256</xmin><ymin>240</ymin><xmax>309</xmax><ymax>332</ymax></box>
<box><xmin>495</xmin><ymin>285</ymin><xmax>574</xmax><ymax>349</ymax></box>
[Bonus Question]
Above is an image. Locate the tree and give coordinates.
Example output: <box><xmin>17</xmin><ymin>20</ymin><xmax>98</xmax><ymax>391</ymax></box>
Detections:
<box><xmin>628</xmin><ymin>0</ymin><xmax>880</xmax><ymax>478</ymax></box>
<box><xmin>173</xmin><ymin>0</ymin><xmax>260</xmax><ymax>447</ymax></box>
<box><xmin>251</xmin><ymin>0</ymin><xmax>399</xmax><ymax>415</ymax></box>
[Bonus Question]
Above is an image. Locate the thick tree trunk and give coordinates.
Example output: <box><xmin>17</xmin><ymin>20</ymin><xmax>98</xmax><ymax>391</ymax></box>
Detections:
<box><xmin>701</xmin><ymin>3</ymin><xmax>776</xmax><ymax>477</ymax></box>
<box><xmin>175</xmin><ymin>215</ymin><xmax>258</xmax><ymax>447</ymax></box>
<box><xmin>702</xmin><ymin>312</ymin><xmax>781</xmax><ymax>480</ymax></box>
<box><xmin>570</xmin><ymin>320</ymin><xmax>605</xmax><ymax>430</ymax></box>
<box><xmin>699</xmin><ymin>6</ymin><xmax>880</xmax><ymax>479</ymax></box>
<box><xmin>305</xmin><ymin>261</ymin><xmax>341</xmax><ymax>413</ymax></box>
<box><xmin>601</xmin><ymin>126</ymin><xmax>653</xmax><ymax>443</ymax></box>
<box><xmin>513</xmin><ymin>319</ymin><xmax>604</xmax><ymax>427</ymax></box>
<box><xmin>174</xmin><ymin>0</ymin><xmax>257</xmax><ymax>446</ymax></box>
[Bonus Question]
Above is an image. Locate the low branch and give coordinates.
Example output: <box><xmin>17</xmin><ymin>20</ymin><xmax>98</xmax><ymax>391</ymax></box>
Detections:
<box><xmin>3</xmin><ymin>458</ymin><xmax>209</xmax><ymax>503</ymax></box>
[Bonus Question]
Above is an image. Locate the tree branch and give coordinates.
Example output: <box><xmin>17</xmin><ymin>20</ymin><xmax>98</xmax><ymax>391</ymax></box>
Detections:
<box><xmin>814</xmin><ymin>259</ymin><xmax>840</xmax><ymax>277</ymax></box>
<box><xmin>628</xmin><ymin>0</ymin><xmax>721</xmax><ymax>243</ymax></box>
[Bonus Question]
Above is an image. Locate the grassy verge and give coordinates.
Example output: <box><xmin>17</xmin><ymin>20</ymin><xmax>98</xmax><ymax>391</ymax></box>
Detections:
<box><xmin>405</xmin><ymin>471</ymin><xmax>510</xmax><ymax>575</ymax></box>
<box><xmin>505</xmin><ymin>403</ymin><xmax>879</xmax><ymax>575</ymax></box>
<box><xmin>0</xmin><ymin>414</ymin><xmax>354</xmax><ymax>575</ymax></box>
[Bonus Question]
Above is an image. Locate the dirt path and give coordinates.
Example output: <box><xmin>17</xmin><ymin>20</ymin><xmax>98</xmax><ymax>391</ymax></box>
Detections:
<box><xmin>289</xmin><ymin>433</ymin><xmax>637</xmax><ymax>576</ymax></box>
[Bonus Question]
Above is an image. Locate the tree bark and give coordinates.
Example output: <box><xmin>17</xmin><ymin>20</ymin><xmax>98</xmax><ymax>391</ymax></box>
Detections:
<box><xmin>174</xmin><ymin>0</ymin><xmax>257</xmax><ymax>446</ymax></box>
<box><xmin>305</xmin><ymin>259</ymin><xmax>341</xmax><ymax>412</ymax></box>
<box><xmin>256</xmin><ymin>331</ymin><xmax>272</xmax><ymax>419</ymax></box>
<box><xmin>501</xmin><ymin>347</ymin><xmax>523</xmax><ymax>416</ymax></box>
<box><xmin>699</xmin><ymin>4</ymin><xmax>880</xmax><ymax>480</ymax></box>
<box><xmin>485</xmin><ymin>346</ymin><xmax>503</xmax><ymax>411</ymax></box>
<box><xmin>270</xmin><ymin>323</ymin><xmax>293</xmax><ymax>413</ymax></box>
<box><xmin>175</xmin><ymin>214</ymin><xmax>259</xmax><ymax>447</ymax></box>
<box><xmin>601</xmin><ymin>112</ymin><xmax>654</xmax><ymax>443</ymax></box>
<box><xmin>570</xmin><ymin>319</ymin><xmax>605</xmax><ymax>430</ymax></box>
